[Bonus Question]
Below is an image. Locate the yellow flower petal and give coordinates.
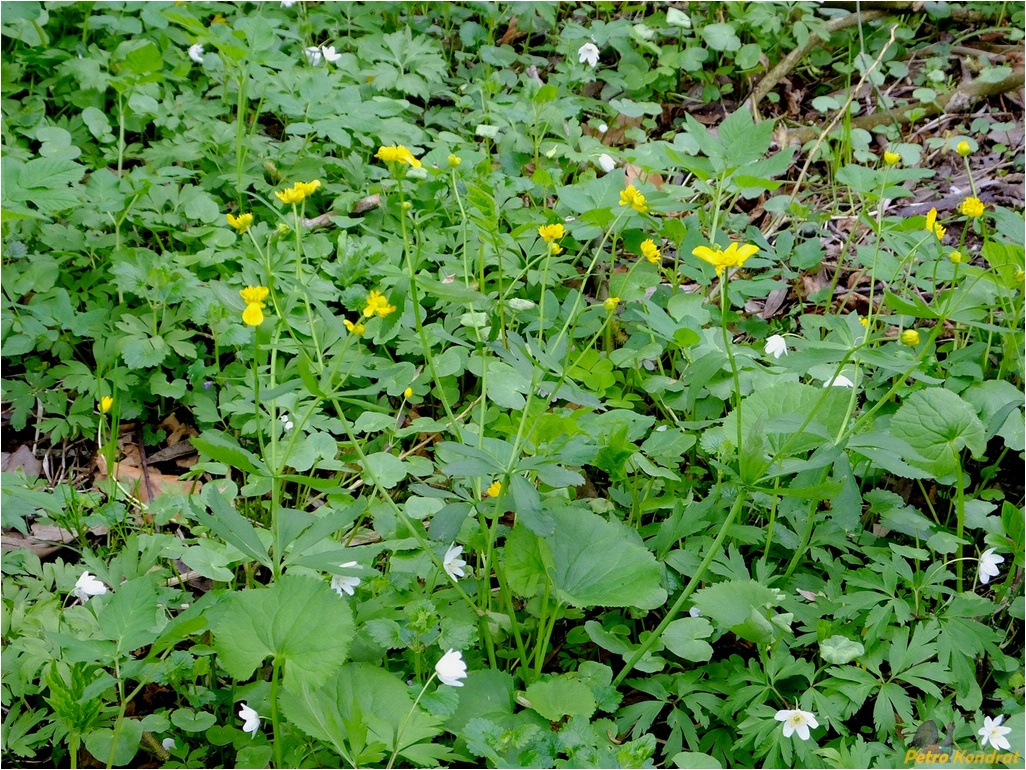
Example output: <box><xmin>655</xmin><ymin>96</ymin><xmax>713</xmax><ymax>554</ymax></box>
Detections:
<box><xmin>242</xmin><ymin>303</ymin><xmax>264</xmax><ymax>326</ymax></box>
<box><xmin>99</xmin><ymin>396</ymin><xmax>114</xmax><ymax>413</ymax></box>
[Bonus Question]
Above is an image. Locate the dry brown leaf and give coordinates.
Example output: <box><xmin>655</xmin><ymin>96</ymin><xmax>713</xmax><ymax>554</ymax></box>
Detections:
<box><xmin>115</xmin><ymin>464</ymin><xmax>202</xmax><ymax>503</ymax></box>
<box><xmin>623</xmin><ymin>163</ymin><xmax>664</xmax><ymax>191</ymax></box>
<box><xmin>2</xmin><ymin>445</ymin><xmax>41</xmax><ymax>478</ymax></box>
<box><xmin>2</xmin><ymin>522</ymin><xmax>108</xmax><ymax>557</ymax></box>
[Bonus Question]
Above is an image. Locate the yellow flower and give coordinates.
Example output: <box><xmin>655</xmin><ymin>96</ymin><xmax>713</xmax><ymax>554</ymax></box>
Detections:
<box><xmin>900</xmin><ymin>329</ymin><xmax>920</xmax><ymax>346</ymax></box>
<box><xmin>692</xmin><ymin>241</ymin><xmax>759</xmax><ymax>277</ymax></box>
<box><xmin>486</xmin><ymin>481</ymin><xmax>502</xmax><ymax>498</ymax></box>
<box><xmin>240</xmin><ymin>285</ymin><xmax>269</xmax><ymax>327</ymax></box>
<box><xmin>375</xmin><ymin>145</ymin><xmax>422</xmax><ymax>168</ymax></box>
<box><xmin>883</xmin><ymin>151</ymin><xmax>901</xmax><ymax>166</ymax></box>
<box><xmin>211</xmin><ymin>13</ymin><xmax>227</xmax><ymax>24</ymax></box>
<box><xmin>949</xmin><ymin>250</ymin><xmax>963</xmax><ymax>264</ymax></box>
<box><xmin>550</xmin><ymin>243</ymin><xmax>564</xmax><ymax>255</ymax></box>
<box><xmin>363</xmin><ymin>289</ymin><xmax>396</xmax><ymax>318</ymax></box>
<box><xmin>448</xmin><ymin>154</ymin><xmax>462</xmax><ymax>168</ymax></box>
<box><xmin>226</xmin><ymin>212</ymin><xmax>254</xmax><ymax>233</ymax></box>
<box><xmin>274</xmin><ymin>179</ymin><xmax>321</xmax><ymax>205</ymax></box>
<box><xmin>619</xmin><ymin>185</ymin><xmax>647</xmax><ymax>213</ymax></box>
<box><xmin>960</xmin><ymin>196</ymin><xmax>985</xmax><ymax>218</ymax></box>
<box><xmin>99</xmin><ymin>396</ymin><xmax>113</xmax><ymax>413</ymax></box>
<box><xmin>603</xmin><ymin>296</ymin><xmax>620</xmax><ymax>311</ymax></box>
<box><xmin>538</xmin><ymin>223</ymin><xmax>565</xmax><ymax>243</ymax></box>
<box><xmin>924</xmin><ymin>208</ymin><xmax>946</xmax><ymax>240</ymax></box>
<box><xmin>343</xmin><ymin>319</ymin><xmax>366</xmax><ymax>336</ymax></box>
<box><xmin>404</xmin><ymin>387</ymin><xmax>413</xmax><ymax>399</ymax></box>
<box><xmin>956</xmin><ymin>141</ymin><xmax>972</xmax><ymax>157</ymax></box>
<box><xmin>859</xmin><ymin>317</ymin><xmax>869</xmax><ymax>327</ymax></box>
<box><xmin>640</xmin><ymin>238</ymin><xmax>661</xmax><ymax>264</ymax></box>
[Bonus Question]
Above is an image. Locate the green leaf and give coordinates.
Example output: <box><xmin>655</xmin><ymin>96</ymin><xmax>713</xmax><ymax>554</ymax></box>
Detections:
<box><xmin>820</xmin><ymin>635</ymin><xmax>865</xmax><ymax>665</ymax></box>
<box><xmin>360</xmin><ymin>452</ymin><xmax>408</xmax><ymax>489</ymax></box>
<box><xmin>891</xmin><ymin>389</ymin><xmax>986</xmax><ymax>481</ymax></box>
<box><xmin>95</xmin><ymin>578</ymin><xmax>164</xmax><ymax>654</ymax></box>
<box><xmin>673</xmin><ymin>752</ymin><xmax>723</xmax><ymax>769</ymax></box>
<box><xmin>186</xmin><ymin>485</ymin><xmax>272</xmax><ymax>569</ymax></box>
<box><xmin>279</xmin><ymin>662</ymin><xmax>446</xmax><ymax>766</ymax></box>
<box><xmin>524</xmin><ymin>677</ymin><xmax>595</xmax><ymax>721</ymax></box>
<box><xmin>210</xmin><ymin>575</ymin><xmax>354</xmax><ymax>692</ymax></box>
<box><xmin>83</xmin><ymin>721</ymin><xmax>143</xmax><ymax>767</ymax></box>
<box><xmin>609</xmin><ymin>98</ymin><xmax>663</xmax><ymax>118</ymax></box>
<box><xmin>191</xmin><ymin>430</ymin><xmax>267</xmax><ymax>475</ymax></box>
<box><xmin>700</xmin><ymin>23</ymin><xmax>741</xmax><ymax>52</ymax></box>
<box><xmin>120</xmin><ymin>334</ymin><xmax>168</xmax><ymax>369</ymax></box>
<box><xmin>661</xmin><ymin>618</ymin><xmax>714</xmax><ymax>662</ymax></box>
<box><xmin>170</xmin><ymin>708</ymin><xmax>216</xmax><ymax>732</ymax></box>
<box><xmin>693</xmin><ymin>579</ymin><xmax>779</xmax><ymax>629</ymax></box>
<box><xmin>446</xmin><ymin>669</ymin><xmax>515</xmax><ymax>734</ymax></box>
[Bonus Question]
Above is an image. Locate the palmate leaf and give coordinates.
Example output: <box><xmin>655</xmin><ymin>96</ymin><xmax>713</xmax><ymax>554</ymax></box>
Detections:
<box><xmin>280</xmin><ymin>662</ymin><xmax>448</xmax><ymax>767</ymax></box>
<box><xmin>210</xmin><ymin>575</ymin><xmax>354</xmax><ymax>692</ymax></box>
<box><xmin>891</xmin><ymin>388</ymin><xmax>986</xmax><ymax>482</ymax></box>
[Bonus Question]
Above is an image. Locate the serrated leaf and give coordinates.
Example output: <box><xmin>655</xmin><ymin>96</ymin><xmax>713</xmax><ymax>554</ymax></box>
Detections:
<box><xmin>891</xmin><ymin>389</ymin><xmax>986</xmax><ymax>481</ymax></box>
<box><xmin>820</xmin><ymin>635</ymin><xmax>864</xmax><ymax>665</ymax></box>
<box><xmin>210</xmin><ymin>575</ymin><xmax>354</xmax><ymax>692</ymax></box>
<box><xmin>524</xmin><ymin>677</ymin><xmax>595</xmax><ymax>721</ymax></box>
<box><xmin>661</xmin><ymin>618</ymin><xmax>714</xmax><ymax>662</ymax></box>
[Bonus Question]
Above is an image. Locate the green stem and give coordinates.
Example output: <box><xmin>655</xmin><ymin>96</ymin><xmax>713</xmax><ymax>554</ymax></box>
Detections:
<box><xmin>386</xmin><ymin>672</ymin><xmax>437</xmax><ymax>770</ymax></box>
<box><xmin>612</xmin><ymin>491</ymin><xmax>746</xmax><ymax>687</ymax></box>
<box><xmin>954</xmin><ymin>458</ymin><xmax>966</xmax><ymax>593</ymax></box>
<box><xmin>270</xmin><ymin>659</ymin><xmax>283</xmax><ymax>769</ymax></box>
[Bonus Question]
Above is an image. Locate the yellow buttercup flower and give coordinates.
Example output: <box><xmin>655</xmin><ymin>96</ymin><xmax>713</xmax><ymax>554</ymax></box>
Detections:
<box><xmin>343</xmin><ymin>319</ymin><xmax>366</xmax><ymax>336</ymax></box>
<box><xmin>692</xmin><ymin>241</ymin><xmax>759</xmax><ymax>277</ymax></box>
<box><xmin>363</xmin><ymin>289</ymin><xmax>396</xmax><ymax>318</ymax></box>
<box><xmin>550</xmin><ymin>243</ymin><xmax>564</xmax><ymax>255</ymax></box>
<box><xmin>240</xmin><ymin>285</ymin><xmax>269</xmax><ymax>327</ymax></box>
<box><xmin>949</xmin><ymin>250</ymin><xmax>963</xmax><ymax>264</ymax></box>
<box><xmin>538</xmin><ymin>223</ymin><xmax>565</xmax><ymax>243</ymax></box>
<box><xmin>486</xmin><ymin>481</ymin><xmax>502</xmax><ymax>498</ymax></box>
<box><xmin>375</xmin><ymin>145</ymin><xmax>422</xmax><ymax>168</ymax></box>
<box><xmin>960</xmin><ymin>196</ymin><xmax>985</xmax><ymax>218</ymax></box>
<box><xmin>448</xmin><ymin>154</ymin><xmax>462</xmax><ymax>168</ymax></box>
<box><xmin>900</xmin><ymin>329</ymin><xmax>920</xmax><ymax>346</ymax></box>
<box><xmin>274</xmin><ymin>179</ymin><xmax>321</xmax><ymax>205</ymax></box>
<box><xmin>640</xmin><ymin>238</ymin><xmax>661</xmax><ymax>264</ymax></box>
<box><xmin>859</xmin><ymin>317</ymin><xmax>869</xmax><ymax>327</ymax></box>
<box><xmin>883</xmin><ymin>151</ymin><xmax>901</xmax><ymax>166</ymax></box>
<box><xmin>924</xmin><ymin>208</ymin><xmax>946</xmax><ymax>240</ymax></box>
<box><xmin>956</xmin><ymin>141</ymin><xmax>972</xmax><ymax>157</ymax></box>
<box><xmin>603</xmin><ymin>296</ymin><xmax>620</xmax><ymax>311</ymax></box>
<box><xmin>619</xmin><ymin>185</ymin><xmax>647</xmax><ymax>213</ymax></box>
<box><xmin>99</xmin><ymin>396</ymin><xmax>113</xmax><ymax>413</ymax></box>
<box><xmin>226</xmin><ymin>212</ymin><xmax>254</xmax><ymax>233</ymax></box>
<box><xmin>210</xmin><ymin>13</ymin><xmax>227</xmax><ymax>24</ymax></box>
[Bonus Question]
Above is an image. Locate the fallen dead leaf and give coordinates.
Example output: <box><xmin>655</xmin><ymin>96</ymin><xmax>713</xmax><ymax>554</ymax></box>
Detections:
<box><xmin>1</xmin><ymin>444</ymin><xmax>41</xmax><ymax>478</ymax></box>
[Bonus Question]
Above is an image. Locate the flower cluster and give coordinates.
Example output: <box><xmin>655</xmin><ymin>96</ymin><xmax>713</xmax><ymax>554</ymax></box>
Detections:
<box><xmin>226</xmin><ymin>212</ymin><xmax>253</xmax><ymax>234</ymax></box>
<box><xmin>240</xmin><ymin>286</ymin><xmax>269</xmax><ymax>326</ymax></box>
<box><xmin>274</xmin><ymin>179</ymin><xmax>320</xmax><ymax>205</ymax></box>
<box><xmin>538</xmin><ymin>223</ymin><xmax>565</xmax><ymax>253</ymax></box>
<box><xmin>362</xmin><ymin>290</ymin><xmax>396</xmax><ymax>318</ymax></box>
<box><xmin>619</xmin><ymin>185</ymin><xmax>647</xmax><ymax>213</ymax></box>
<box><xmin>375</xmin><ymin>145</ymin><xmax>422</xmax><ymax>168</ymax></box>
<box><xmin>692</xmin><ymin>241</ymin><xmax>758</xmax><ymax>277</ymax></box>
<box><xmin>640</xmin><ymin>238</ymin><xmax>661</xmax><ymax>264</ymax></box>
<box><xmin>960</xmin><ymin>196</ymin><xmax>985</xmax><ymax>218</ymax></box>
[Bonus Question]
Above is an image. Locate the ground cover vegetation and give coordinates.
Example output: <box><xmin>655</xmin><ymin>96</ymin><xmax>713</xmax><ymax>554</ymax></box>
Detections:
<box><xmin>1</xmin><ymin>1</ymin><xmax>1024</xmax><ymax>768</ymax></box>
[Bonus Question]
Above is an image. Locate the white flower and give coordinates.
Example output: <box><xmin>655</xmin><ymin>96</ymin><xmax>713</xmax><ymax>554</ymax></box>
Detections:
<box><xmin>320</xmin><ymin>45</ymin><xmax>341</xmax><ymax>63</ymax></box>
<box><xmin>823</xmin><ymin>374</ymin><xmax>854</xmax><ymax>388</ymax></box>
<box><xmin>578</xmin><ymin>42</ymin><xmax>600</xmax><ymax>67</ymax></box>
<box><xmin>978</xmin><ymin>548</ymin><xmax>1005</xmax><ymax>585</ymax></box>
<box><xmin>597</xmin><ymin>123</ymin><xmax>608</xmax><ymax>134</ymax></box>
<box><xmin>689</xmin><ymin>606</ymin><xmax>701</xmax><ymax>618</ymax></box>
<box><xmin>979</xmin><ymin>715</ymin><xmax>1012</xmax><ymax>751</ymax></box>
<box><xmin>188</xmin><ymin>44</ymin><xmax>204</xmax><ymax>64</ymax></box>
<box><xmin>597</xmin><ymin>153</ymin><xmax>616</xmax><ymax>173</ymax></box>
<box><xmin>435</xmin><ymin>649</ymin><xmax>467</xmax><ymax>687</ymax></box>
<box><xmin>765</xmin><ymin>334</ymin><xmax>789</xmax><ymax>359</ymax></box>
<box><xmin>280</xmin><ymin>414</ymin><xmax>294</xmax><ymax>431</ymax></box>
<box><xmin>774</xmin><ymin>708</ymin><xmax>819</xmax><ymax>741</ymax></box>
<box><xmin>281</xmin><ymin>0</ymin><xmax>298</xmax><ymax>6</ymax></box>
<box><xmin>330</xmin><ymin>561</ymin><xmax>361</xmax><ymax>597</ymax></box>
<box><xmin>304</xmin><ymin>46</ymin><xmax>323</xmax><ymax>66</ymax></box>
<box><xmin>161</xmin><ymin>738</ymin><xmax>176</xmax><ymax>752</ymax></box>
<box><xmin>73</xmin><ymin>572</ymin><xmax>107</xmax><ymax>602</ymax></box>
<box><xmin>238</xmin><ymin>703</ymin><xmax>261</xmax><ymax>737</ymax></box>
<box><xmin>443</xmin><ymin>543</ymin><xmax>466</xmax><ymax>581</ymax></box>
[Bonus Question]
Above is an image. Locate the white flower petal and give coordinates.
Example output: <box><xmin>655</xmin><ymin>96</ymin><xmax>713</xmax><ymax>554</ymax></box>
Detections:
<box><xmin>435</xmin><ymin>649</ymin><xmax>467</xmax><ymax>687</ymax></box>
<box><xmin>823</xmin><ymin>374</ymin><xmax>854</xmax><ymax>388</ymax></box>
<box><xmin>577</xmin><ymin>42</ymin><xmax>600</xmax><ymax>67</ymax></box>
<box><xmin>321</xmin><ymin>45</ymin><xmax>342</xmax><ymax>63</ymax></box>
<box><xmin>161</xmin><ymin>738</ymin><xmax>176</xmax><ymax>752</ymax></box>
<box><xmin>304</xmin><ymin>46</ymin><xmax>323</xmax><ymax>66</ymax></box>
<box><xmin>73</xmin><ymin>571</ymin><xmax>108</xmax><ymax>602</ymax></box>
<box><xmin>597</xmin><ymin>153</ymin><xmax>616</xmax><ymax>173</ymax></box>
<box><xmin>765</xmin><ymin>334</ymin><xmax>789</xmax><ymax>359</ymax></box>
<box><xmin>443</xmin><ymin>543</ymin><xmax>466</xmax><ymax>581</ymax></box>
<box><xmin>238</xmin><ymin>703</ymin><xmax>261</xmax><ymax>737</ymax></box>
<box><xmin>774</xmin><ymin>709</ymin><xmax>817</xmax><ymax>741</ymax></box>
<box><xmin>188</xmin><ymin>44</ymin><xmax>204</xmax><ymax>64</ymax></box>
<box><xmin>978</xmin><ymin>548</ymin><xmax>1004</xmax><ymax>584</ymax></box>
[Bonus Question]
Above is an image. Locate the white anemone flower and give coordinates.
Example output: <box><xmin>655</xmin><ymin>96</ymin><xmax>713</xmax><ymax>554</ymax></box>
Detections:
<box><xmin>73</xmin><ymin>572</ymin><xmax>108</xmax><ymax>602</ymax></box>
<box><xmin>597</xmin><ymin>153</ymin><xmax>616</xmax><ymax>173</ymax></box>
<box><xmin>330</xmin><ymin>561</ymin><xmax>361</xmax><ymax>597</ymax></box>
<box><xmin>823</xmin><ymin>374</ymin><xmax>854</xmax><ymax>388</ymax></box>
<box><xmin>321</xmin><ymin>45</ymin><xmax>341</xmax><ymax>63</ymax></box>
<box><xmin>774</xmin><ymin>708</ymin><xmax>819</xmax><ymax>741</ymax></box>
<box><xmin>304</xmin><ymin>46</ymin><xmax>323</xmax><ymax>65</ymax></box>
<box><xmin>978</xmin><ymin>548</ymin><xmax>1004</xmax><ymax>585</ymax></box>
<box><xmin>281</xmin><ymin>0</ymin><xmax>298</xmax><ymax>6</ymax></box>
<box><xmin>238</xmin><ymin>703</ymin><xmax>261</xmax><ymax>737</ymax></box>
<box><xmin>578</xmin><ymin>42</ymin><xmax>600</xmax><ymax>67</ymax></box>
<box><xmin>978</xmin><ymin>715</ymin><xmax>1012</xmax><ymax>751</ymax></box>
<box><xmin>161</xmin><ymin>738</ymin><xmax>176</xmax><ymax>752</ymax></box>
<box><xmin>443</xmin><ymin>543</ymin><xmax>466</xmax><ymax>581</ymax></box>
<box><xmin>188</xmin><ymin>44</ymin><xmax>204</xmax><ymax>64</ymax></box>
<box><xmin>689</xmin><ymin>606</ymin><xmax>701</xmax><ymax>618</ymax></box>
<box><xmin>435</xmin><ymin>649</ymin><xmax>467</xmax><ymax>687</ymax></box>
<box><xmin>765</xmin><ymin>334</ymin><xmax>789</xmax><ymax>359</ymax></box>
